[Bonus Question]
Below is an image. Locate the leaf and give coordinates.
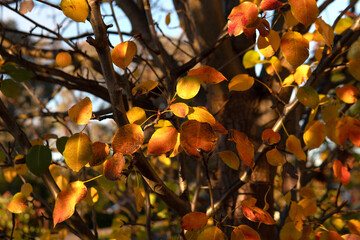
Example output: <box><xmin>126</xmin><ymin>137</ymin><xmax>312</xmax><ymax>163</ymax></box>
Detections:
<box><xmin>104</xmin><ymin>152</ymin><xmax>125</xmax><ymax>181</ymax></box>
<box><xmin>19</xmin><ymin>0</ymin><xmax>34</xmax><ymax>14</ymax></box>
<box><xmin>8</xmin><ymin>192</ymin><xmax>28</xmax><ymax>214</ymax></box>
<box><xmin>170</xmin><ymin>102</ymin><xmax>189</xmax><ymax>118</ymax></box>
<box><xmin>165</xmin><ymin>12</ymin><xmax>171</xmax><ymax>26</ymax></box>
<box><xmin>336</xmin><ymin>85</ymin><xmax>359</xmax><ymax>104</ymax></box>
<box><xmin>243</xmin><ymin>50</ymin><xmax>260</xmax><ymax>69</ymax></box>
<box><xmin>60</xmin><ymin>0</ymin><xmax>89</xmax><ymax>22</ymax></box>
<box><xmin>111</xmin><ymin>41</ymin><xmax>137</xmax><ymax>69</ymax></box>
<box><xmin>280</xmin><ymin>221</ymin><xmax>302</xmax><ymax>240</ymax></box>
<box><xmin>347</xmin><ymin>59</ymin><xmax>360</xmax><ymax>81</ymax></box>
<box><xmin>258</xmin><ymin>30</ymin><xmax>281</xmax><ymax>58</ymax></box>
<box><xmin>21</xmin><ymin>183</ymin><xmax>33</xmax><ymax>197</ymax></box>
<box><xmin>348</xmin><ymin>39</ymin><xmax>360</xmax><ymax>60</ymax></box>
<box><xmin>126</xmin><ymin>107</ymin><xmax>147</xmax><ymax>125</ymax></box>
<box><xmin>231</xmin><ymin>225</ymin><xmax>260</xmax><ymax>240</ymax></box>
<box><xmin>68</xmin><ymin>97</ymin><xmax>92</xmax><ymax>125</ymax></box>
<box><xmin>262</xmin><ymin>129</ymin><xmax>281</xmax><ymax>145</ymax></box>
<box><xmin>112</xmin><ymin>124</ymin><xmax>145</xmax><ymax>155</ymax></box>
<box><xmin>241</xmin><ymin>197</ymin><xmax>275</xmax><ymax>225</ymax></box>
<box><xmin>187</xmin><ymin>66</ymin><xmax>227</xmax><ymax>84</ymax></box>
<box><xmin>303</xmin><ymin>121</ymin><xmax>326</xmax><ymax>150</ymax></box>
<box><xmin>300</xmin><ymin>186</ymin><xmax>316</xmax><ymax>199</ymax></box>
<box><xmin>132</xmin><ymin>80</ymin><xmax>158</xmax><ymax>96</ymax></box>
<box><xmin>286</xmin><ymin>135</ymin><xmax>306</xmax><ymax>161</ymax></box>
<box><xmin>333</xmin><ymin>160</ymin><xmax>351</xmax><ymax>185</ymax></box>
<box><xmin>289</xmin><ymin>0</ymin><xmax>318</xmax><ymax>27</ymax></box>
<box><xmin>265</xmin><ymin>56</ymin><xmax>282</xmax><ymax>76</ymax></box>
<box><xmin>26</xmin><ymin>145</ymin><xmax>52</xmax><ymax>177</ymax></box>
<box><xmin>294</xmin><ymin>65</ymin><xmax>311</xmax><ymax>85</ymax></box>
<box><xmin>63</xmin><ymin>133</ymin><xmax>92</xmax><ymax>172</ymax></box>
<box><xmin>169</xmin><ymin>132</ymin><xmax>183</xmax><ymax>157</ymax></box>
<box><xmin>1</xmin><ymin>79</ymin><xmax>20</xmax><ymax>99</ymax></box>
<box><xmin>134</xmin><ymin>187</ymin><xmax>144</xmax><ymax>212</ymax></box>
<box><xmin>315</xmin><ymin>17</ymin><xmax>334</xmax><ymax>47</ymax></box>
<box><xmin>198</xmin><ymin>226</ymin><xmax>227</xmax><ymax>240</ymax></box>
<box><xmin>187</xmin><ymin>107</ymin><xmax>216</xmax><ymax>126</ymax></box>
<box><xmin>1</xmin><ymin>62</ymin><xmax>33</xmax><ymax>82</ymax></box>
<box><xmin>176</xmin><ymin>76</ymin><xmax>201</xmax><ymax>99</ymax></box>
<box><xmin>85</xmin><ymin>187</ymin><xmax>99</xmax><ymax>206</ymax></box>
<box><xmin>180</xmin><ymin>120</ymin><xmax>217</xmax><ymax>158</ymax></box>
<box><xmin>266</xmin><ymin>148</ymin><xmax>285</xmax><ymax>166</ymax></box>
<box><xmin>283</xmin><ymin>10</ymin><xmax>299</xmax><ymax>27</ymax></box>
<box><xmin>282</xmin><ymin>162</ymin><xmax>299</xmax><ymax>194</ymax></box>
<box><xmin>318</xmin><ymin>231</ymin><xmax>343</xmax><ymax>240</ymax></box>
<box><xmin>298</xmin><ymin>198</ymin><xmax>317</xmax><ymax>216</ymax></box>
<box><xmin>260</xmin><ymin>0</ymin><xmax>283</xmax><ymax>11</ymax></box>
<box><xmin>280</xmin><ymin>31</ymin><xmax>309</xmax><ymax>68</ymax></box>
<box><xmin>56</xmin><ymin>136</ymin><xmax>68</xmax><ymax>154</ymax></box>
<box><xmin>89</xmin><ymin>141</ymin><xmax>110</xmax><ymax>166</ymax></box>
<box><xmin>218</xmin><ymin>151</ymin><xmax>240</xmax><ymax>170</ymax></box>
<box><xmin>348</xmin><ymin>219</ymin><xmax>360</xmax><ymax>235</ymax></box>
<box><xmin>182</xmin><ymin>212</ymin><xmax>208</xmax><ymax>230</ymax></box>
<box><xmin>56</xmin><ymin>52</ymin><xmax>72</xmax><ymax>67</ymax></box>
<box><xmin>53</xmin><ymin>181</ymin><xmax>87</xmax><ymax>227</ymax></box>
<box><xmin>229</xmin><ymin>130</ymin><xmax>254</xmax><ymax>169</ymax></box>
<box><xmin>50</xmin><ymin>165</ymin><xmax>69</xmax><ymax>191</ymax></box>
<box><xmin>148</xmin><ymin>127</ymin><xmax>178</xmax><ymax>155</ymax></box>
<box><xmin>228</xmin><ymin>74</ymin><xmax>255</xmax><ymax>92</ymax></box>
<box><xmin>335</xmin><ymin>116</ymin><xmax>360</xmax><ymax>147</ymax></box>
<box><xmin>3</xmin><ymin>167</ymin><xmax>17</xmax><ymax>183</ymax></box>
<box><xmin>334</xmin><ymin>17</ymin><xmax>354</xmax><ymax>35</ymax></box>
<box><xmin>297</xmin><ymin>86</ymin><xmax>319</xmax><ymax>109</ymax></box>
<box><xmin>228</xmin><ymin>2</ymin><xmax>259</xmax><ymax>37</ymax></box>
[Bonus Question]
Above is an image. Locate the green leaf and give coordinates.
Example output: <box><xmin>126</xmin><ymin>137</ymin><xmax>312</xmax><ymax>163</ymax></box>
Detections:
<box><xmin>297</xmin><ymin>86</ymin><xmax>319</xmax><ymax>109</ymax></box>
<box><xmin>2</xmin><ymin>62</ymin><xmax>33</xmax><ymax>82</ymax></box>
<box><xmin>26</xmin><ymin>145</ymin><xmax>52</xmax><ymax>177</ymax></box>
<box><xmin>1</xmin><ymin>79</ymin><xmax>20</xmax><ymax>99</ymax></box>
<box><xmin>56</xmin><ymin>136</ymin><xmax>69</xmax><ymax>154</ymax></box>
<box><xmin>0</xmin><ymin>150</ymin><xmax>6</xmax><ymax>162</ymax></box>
<box><xmin>243</xmin><ymin>50</ymin><xmax>260</xmax><ymax>69</ymax></box>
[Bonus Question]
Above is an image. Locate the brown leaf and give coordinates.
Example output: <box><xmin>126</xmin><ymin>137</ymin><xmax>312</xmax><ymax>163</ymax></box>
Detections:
<box><xmin>182</xmin><ymin>212</ymin><xmax>208</xmax><ymax>230</ymax></box>
<box><xmin>89</xmin><ymin>142</ymin><xmax>110</xmax><ymax>166</ymax></box>
<box><xmin>112</xmin><ymin>124</ymin><xmax>145</xmax><ymax>155</ymax></box>
<box><xmin>280</xmin><ymin>31</ymin><xmax>309</xmax><ymax>68</ymax></box>
<box><xmin>104</xmin><ymin>152</ymin><xmax>125</xmax><ymax>181</ymax></box>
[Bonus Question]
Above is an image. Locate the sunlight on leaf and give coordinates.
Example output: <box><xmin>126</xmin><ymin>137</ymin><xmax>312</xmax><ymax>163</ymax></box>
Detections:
<box><xmin>170</xmin><ymin>102</ymin><xmax>189</xmax><ymax>118</ymax></box>
<box><xmin>294</xmin><ymin>65</ymin><xmax>311</xmax><ymax>85</ymax></box>
<box><xmin>85</xmin><ymin>187</ymin><xmax>99</xmax><ymax>206</ymax></box>
<box><xmin>241</xmin><ymin>197</ymin><xmax>275</xmax><ymax>225</ymax></box>
<box><xmin>187</xmin><ymin>66</ymin><xmax>227</xmax><ymax>84</ymax></box>
<box><xmin>303</xmin><ymin>120</ymin><xmax>326</xmax><ymax>150</ymax></box>
<box><xmin>176</xmin><ymin>76</ymin><xmax>201</xmax><ymax>99</ymax></box>
<box><xmin>334</xmin><ymin>17</ymin><xmax>354</xmax><ymax>35</ymax></box>
<box><xmin>8</xmin><ymin>192</ymin><xmax>28</xmax><ymax>214</ymax></box>
<box><xmin>60</xmin><ymin>0</ymin><xmax>89</xmax><ymax>22</ymax></box>
<box><xmin>49</xmin><ymin>165</ymin><xmax>69</xmax><ymax>191</ymax></box>
<box><xmin>280</xmin><ymin>31</ymin><xmax>309</xmax><ymax>68</ymax></box>
<box><xmin>111</xmin><ymin>41</ymin><xmax>137</xmax><ymax>69</ymax></box>
<box><xmin>132</xmin><ymin>80</ymin><xmax>158</xmax><ymax>96</ymax></box>
<box><xmin>315</xmin><ymin>17</ymin><xmax>334</xmax><ymax>48</ymax></box>
<box><xmin>333</xmin><ymin>160</ymin><xmax>351</xmax><ymax>185</ymax></box>
<box><xmin>56</xmin><ymin>52</ymin><xmax>72</xmax><ymax>68</ymax></box>
<box><xmin>228</xmin><ymin>2</ymin><xmax>259</xmax><ymax>37</ymax></box>
<box><xmin>258</xmin><ymin>30</ymin><xmax>280</xmax><ymax>58</ymax></box>
<box><xmin>336</xmin><ymin>85</ymin><xmax>359</xmax><ymax>104</ymax></box>
<box><xmin>182</xmin><ymin>212</ymin><xmax>207</xmax><ymax>230</ymax></box>
<box><xmin>260</xmin><ymin>0</ymin><xmax>283</xmax><ymax>11</ymax></box>
<box><xmin>229</xmin><ymin>74</ymin><xmax>255</xmax><ymax>91</ymax></box>
<box><xmin>348</xmin><ymin>219</ymin><xmax>360</xmax><ymax>235</ymax></box>
<box><xmin>148</xmin><ymin>127</ymin><xmax>178</xmax><ymax>155</ymax></box>
<box><xmin>63</xmin><ymin>133</ymin><xmax>92</xmax><ymax>172</ymax></box>
<box><xmin>289</xmin><ymin>0</ymin><xmax>318</xmax><ymax>27</ymax></box>
<box><xmin>187</xmin><ymin>107</ymin><xmax>216</xmax><ymax>126</ymax></box>
<box><xmin>68</xmin><ymin>97</ymin><xmax>92</xmax><ymax>125</ymax></box>
<box><xmin>286</xmin><ymin>135</ymin><xmax>306</xmax><ymax>161</ymax></box>
<box><xmin>262</xmin><ymin>129</ymin><xmax>281</xmax><ymax>145</ymax></box>
<box><xmin>112</xmin><ymin>124</ymin><xmax>145</xmax><ymax>155</ymax></box>
<box><xmin>243</xmin><ymin>50</ymin><xmax>260</xmax><ymax>69</ymax></box>
<box><xmin>126</xmin><ymin>107</ymin><xmax>147</xmax><ymax>125</ymax></box>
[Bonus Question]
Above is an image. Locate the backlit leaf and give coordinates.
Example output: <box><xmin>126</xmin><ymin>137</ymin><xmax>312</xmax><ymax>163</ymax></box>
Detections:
<box><xmin>111</xmin><ymin>41</ymin><xmax>137</xmax><ymax>69</ymax></box>
<box><xmin>85</xmin><ymin>187</ymin><xmax>99</xmax><ymax>206</ymax></box>
<box><xmin>335</xmin><ymin>116</ymin><xmax>360</xmax><ymax>147</ymax></box>
<box><xmin>3</xmin><ymin>167</ymin><xmax>17</xmax><ymax>183</ymax></box>
<box><xmin>348</xmin><ymin>219</ymin><xmax>360</xmax><ymax>235</ymax></box>
<box><xmin>334</xmin><ymin>17</ymin><xmax>354</xmax><ymax>35</ymax></box>
<box><xmin>260</xmin><ymin>0</ymin><xmax>283</xmax><ymax>11</ymax></box>
<box><xmin>49</xmin><ymin>165</ymin><xmax>69</xmax><ymax>191</ymax></box>
<box><xmin>315</xmin><ymin>17</ymin><xmax>334</xmax><ymax>47</ymax></box>
<box><xmin>134</xmin><ymin>187</ymin><xmax>144</xmax><ymax>212</ymax></box>
<box><xmin>231</xmin><ymin>225</ymin><xmax>260</xmax><ymax>240</ymax></box>
<box><xmin>60</xmin><ymin>0</ymin><xmax>89</xmax><ymax>22</ymax></box>
<box><xmin>228</xmin><ymin>2</ymin><xmax>259</xmax><ymax>37</ymax></box>
<box><xmin>1</xmin><ymin>79</ymin><xmax>20</xmax><ymax>99</ymax></box>
<box><xmin>243</xmin><ymin>50</ymin><xmax>260</xmax><ymax>69</ymax></box>
<box><xmin>258</xmin><ymin>30</ymin><xmax>280</xmax><ymax>58</ymax></box>
<box><xmin>176</xmin><ymin>76</ymin><xmax>201</xmax><ymax>99</ymax></box>
<box><xmin>8</xmin><ymin>192</ymin><xmax>28</xmax><ymax>214</ymax></box>
<box><xmin>303</xmin><ymin>121</ymin><xmax>326</xmax><ymax>150</ymax></box>
<box><xmin>111</xmin><ymin>124</ymin><xmax>145</xmax><ymax>155</ymax></box>
<box><xmin>265</xmin><ymin>56</ymin><xmax>283</xmax><ymax>76</ymax></box>
<box><xmin>104</xmin><ymin>152</ymin><xmax>125</xmax><ymax>181</ymax></box>
<box><xmin>68</xmin><ymin>97</ymin><xmax>92</xmax><ymax>125</ymax></box>
<box><xmin>182</xmin><ymin>212</ymin><xmax>207</xmax><ymax>230</ymax></box>
<box><xmin>198</xmin><ymin>226</ymin><xmax>227</xmax><ymax>240</ymax></box>
<box><xmin>180</xmin><ymin>120</ymin><xmax>217</xmax><ymax>158</ymax></box>
<box><xmin>26</xmin><ymin>145</ymin><xmax>52</xmax><ymax>177</ymax></box>
<box><xmin>169</xmin><ymin>132</ymin><xmax>183</xmax><ymax>157</ymax></box>
<box><xmin>132</xmin><ymin>80</ymin><xmax>158</xmax><ymax>96</ymax></box>
<box><xmin>187</xmin><ymin>107</ymin><xmax>216</xmax><ymax>126</ymax></box>
<box><xmin>89</xmin><ymin>142</ymin><xmax>110</xmax><ymax>166</ymax></box>
<box><xmin>187</xmin><ymin>66</ymin><xmax>227</xmax><ymax>84</ymax></box>
<box><xmin>148</xmin><ymin>127</ymin><xmax>178</xmax><ymax>155</ymax></box>
<box><xmin>170</xmin><ymin>102</ymin><xmax>189</xmax><ymax>118</ymax></box>
<box><xmin>347</xmin><ymin>59</ymin><xmax>360</xmax><ymax>81</ymax></box>
<box><xmin>294</xmin><ymin>65</ymin><xmax>311</xmax><ymax>85</ymax></box>
<box><xmin>19</xmin><ymin>0</ymin><xmax>34</xmax><ymax>14</ymax></box>
<box><xmin>262</xmin><ymin>129</ymin><xmax>281</xmax><ymax>145</ymax></box>
<box><xmin>286</xmin><ymin>135</ymin><xmax>306</xmax><ymax>161</ymax></box>
<box><xmin>229</xmin><ymin>74</ymin><xmax>255</xmax><ymax>92</ymax></box>
<box><xmin>280</xmin><ymin>31</ymin><xmax>309</xmax><ymax>68</ymax></box>
<box><xmin>336</xmin><ymin>85</ymin><xmax>359</xmax><ymax>104</ymax></box>
<box><xmin>218</xmin><ymin>151</ymin><xmax>240</xmax><ymax>170</ymax></box>
<box><xmin>165</xmin><ymin>12</ymin><xmax>171</xmax><ymax>26</ymax></box>
<box><xmin>266</xmin><ymin>148</ymin><xmax>285</xmax><ymax>166</ymax></box>
<box><xmin>126</xmin><ymin>107</ymin><xmax>146</xmax><ymax>125</ymax></box>
<box><xmin>229</xmin><ymin>130</ymin><xmax>254</xmax><ymax>169</ymax></box>
<box><xmin>53</xmin><ymin>181</ymin><xmax>87</xmax><ymax>227</ymax></box>
<box><xmin>63</xmin><ymin>133</ymin><xmax>92</xmax><ymax>172</ymax></box>
<box><xmin>297</xmin><ymin>86</ymin><xmax>319</xmax><ymax>109</ymax></box>
<box><xmin>333</xmin><ymin>160</ymin><xmax>351</xmax><ymax>185</ymax></box>
<box><xmin>241</xmin><ymin>197</ymin><xmax>275</xmax><ymax>225</ymax></box>
<box><xmin>289</xmin><ymin>0</ymin><xmax>318</xmax><ymax>27</ymax></box>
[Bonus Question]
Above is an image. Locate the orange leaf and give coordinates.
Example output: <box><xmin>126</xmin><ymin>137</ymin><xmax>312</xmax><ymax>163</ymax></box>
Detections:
<box><xmin>298</xmin><ymin>198</ymin><xmax>317</xmax><ymax>216</ymax></box>
<box><xmin>283</xmin><ymin>10</ymin><xmax>299</xmax><ymax>27</ymax></box>
<box><xmin>258</xmin><ymin>30</ymin><xmax>281</xmax><ymax>58</ymax></box>
<box><xmin>68</xmin><ymin>97</ymin><xmax>92</xmax><ymax>125</ymax></box>
<box><xmin>229</xmin><ymin>74</ymin><xmax>255</xmax><ymax>91</ymax></box>
<box><xmin>231</xmin><ymin>225</ymin><xmax>260</xmax><ymax>240</ymax></box>
<box><xmin>229</xmin><ymin>130</ymin><xmax>254</xmax><ymax>169</ymax></box>
<box><xmin>266</xmin><ymin>148</ymin><xmax>285</xmax><ymax>166</ymax></box>
<box><xmin>280</xmin><ymin>31</ymin><xmax>309</xmax><ymax>68</ymax></box>
<box><xmin>260</xmin><ymin>0</ymin><xmax>283</xmax><ymax>11</ymax></box>
<box><xmin>148</xmin><ymin>127</ymin><xmax>178</xmax><ymax>155</ymax></box>
<box><xmin>8</xmin><ymin>192</ymin><xmax>28</xmax><ymax>214</ymax></box>
<box><xmin>218</xmin><ymin>151</ymin><xmax>240</xmax><ymax>170</ymax></box>
<box><xmin>111</xmin><ymin>41</ymin><xmax>137</xmax><ymax>69</ymax></box>
<box><xmin>318</xmin><ymin>231</ymin><xmax>343</xmax><ymax>240</ymax></box>
<box><xmin>104</xmin><ymin>152</ymin><xmax>125</xmax><ymax>181</ymax></box>
<box><xmin>182</xmin><ymin>212</ymin><xmax>208</xmax><ymax>230</ymax></box>
<box><xmin>303</xmin><ymin>121</ymin><xmax>326</xmax><ymax>150</ymax></box>
<box><xmin>180</xmin><ymin>120</ymin><xmax>217</xmax><ymax>158</ymax></box>
<box><xmin>333</xmin><ymin>160</ymin><xmax>351</xmax><ymax>185</ymax></box>
<box><xmin>280</xmin><ymin>221</ymin><xmax>302</xmax><ymax>240</ymax></box>
<box><xmin>348</xmin><ymin>219</ymin><xmax>360</xmax><ymax>235</ymax></box>
<box><xmin>289</xmin><ymin>0</ymin><xmax>318</xmax><ymax>27</ymax></box>
<box><xmin>19</xmin><ymin>0</ymin><xmax>34</xmax><ymax>14</ymax></box>
<box><xmin>56</xmin><ymin>52</ymin><xmax>72</xmax><ymax>67</ymax></box>
<box><xmin>336</xmin><ymin>85</ymin><xmax>359</xmax><ymax>104</ymax></box>
<box><xmin>286</xmin><ymin>135</ymin><xmax>306</xmax><ymax>161</ymax></box>
<box><xmin>198</xmin><ymin>226</ymin><xmax>227</xmax><ymax>240</ymax></box>
<box><xmin>53</xmin><ymin>181</ymin><xmax>87</xmax><ymax>227</ymax></box>
<box><xmin>169</xmin><ymin>132</ymin><xmax>183</xmax><ymax>157</ymax></box>
<box><xmin>261</xmin><ymin>129</ymin><xmax>281</xmax><ymax>145</ymax></box>
<box><xmin>315</xmin><ymin>17</ymin><xmax>334</xmax><ymax>47</ymax></box>
<box><xmin>176</xmin><ymin>76</ymin><xmax>201</xmax><ymax>99</ymax></box>
<box><xmin>228</xmin><ymin>2</ymin><xmax>259</xmax><ymax>37</ymax></box>
<box><xmin>170</xmin><ymin>102</ymin><xmax>189</xmax><ymax>118</ymax></box>
<box><xmin>335</xmin><ymin>116</ymin><xmax>360</xmax><ymax>147</ymax></box>
<box><xmin>187</xmin><ymin>66</ymin><xmax>227</xmax><ymax>85</ymax></box>
<box><xmin>89</xmin><ymin>142</ymin><xmax>110</xmax><ymax>166</ymax></box>
<box><xmin>112</xmin><ymin>124</ymin><xmax>145</xmax><ymax>155</ymax></box>
<box><xmin>241</xmin><ymin>197</ymin><xmax>275</xmax><ymax>225</ymax></box>
<box><xmin>300</xmin><ymin>186</ymin><xmax>316</xmax><ymax>199</ymax></box>
<box><xmin>289</xmin><ymin>201</ymin><xmax>305</xmax><ymax>222</ymax></box>
<box><xmin>132</xmin><ymin>80</ymin><xmax>158</xmax><ymax>96</ymax></box>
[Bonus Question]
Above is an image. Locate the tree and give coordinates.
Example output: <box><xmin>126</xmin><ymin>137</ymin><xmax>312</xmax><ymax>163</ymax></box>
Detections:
<box><xmin>0</xmin><ymin>0</ymin><xmax>360</xmax><ymax>239</ymax></box>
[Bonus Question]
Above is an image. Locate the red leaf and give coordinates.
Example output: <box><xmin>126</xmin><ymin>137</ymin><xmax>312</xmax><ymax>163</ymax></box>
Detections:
<box><xmin>241</xmin><ymin>198</ymin><xmax>275</xmax><ymax>225</ymax></box>
<box><xmin>333</xmin><ymin>160</ymin><xmax>351</xmax><ymax>185</ymax></box>
<box><xmin>229</xmin><ymin>130</ymin><xmax>254</xmax><ymax>169</ymax></box>
<box><xmin>260</xmin><ymin>0</ymin><xmax>283</xmax><ymax>11</ymax></box>
<box><xmin>228</xmin><ymin>2</ymin><xmax>259</xmax><ymax>37</ymax></box>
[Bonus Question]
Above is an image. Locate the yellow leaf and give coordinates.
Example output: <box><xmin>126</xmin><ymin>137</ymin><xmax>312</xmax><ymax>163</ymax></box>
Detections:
<box><xmin>60</xmin><ymin>0</ymin><xmax>89</xmax><ymax>22</ymax></box>
<box><xmin>298</xmin><ymin>198</ymin><xmax>317</xmax><ymax>216</ymax></box>
<box><xmin>315</xmin><ymin>17</ymin><xmax>334</xmax><ymax>47</ymax></box>
<box><xmin>258</xmin><ymin>30</ymin><xmax>281</xmax><ymax>58</ymax></box>
<box><xmin>265</xmin><ymin>56</ymin><xmax>282</xmax><ymax>76</ymax></box>
<box><xmin>126</xmin><ymin>107</ymin><xmax>146</xmax><ymax>125</ymax></box>
<box><xmin>176</xmin><ymin>76</ymin><xmax>201</xmax><ymax>99</ymax></box>
<box><xmin>182</xmin><ymin>212</ymin><xmax>208</xmax><ymax>230</ymax></box>
<box><xmin>111</xmin><ymin>41</ymin><xmax>137</xmax><ymax>69</ymax></box>
<box><xmin>229</xmin><ymin>74</ymin><xmax>255</xmax><ymax>91</ymax></box>
<box><xmin>134</xmin><ymin>187</ymin><xmax>144</xmax><ymax>212</ymax></box>
<box><xmin>68</xmin><ymin>97</ymin><xmax>92</xmax><ymax>125</ymax></box>
<box><xmin>280</xmin><ymin>31</ymin><xmax>309</xmax><ymax>68</ymax></box>
<box><xmin>187</xmin><ymin>107</ymin><xmax>216</xmax><ymax>126</ymax></box>
<box><xmin>20</xmin><ymin>183</ymin><xmax>33</xmax><ymax>197</ymax></box>
<box><xmin>198</xmin><ymin>226</ymin><xmax>227</xmax><ymax>240</ymax></box>
<box><xmin>111</xmin><ymin>124</ymin><xmax>145</xmax><ymax>155</ymax></box>
<box><xmin>219</xmin><ymin>151</ymin><xmax>240</xmax><ymax>170</ymax></box>
<box><xmin>283</xmin><ymin>74</ymin><xmax>295</xmax><ymax>87</ymax></box>
<box><xmin>294</xmin><ymin>65</ymin><xmax>311</xmax><ymax>85</ymax></box>
<box><xmin>85</xmin><ymin>187</ymin><xmax>99</xmax><ymax>206</ymax></box>
<box><xmin>266</xmin><ymin>148</ymin><xmax>285</xmax><ymax>166</ymax></box>
<box><xmin>286</xmin><ymin>135</ymin><xmax>306</xmax><ymax>161</ymax></box>
<box><xmin>243</xmin><ymin>50</ymin><xmax>260</xmax><ymax>69</ymax></box>
<box><xmin>280</xmin><ymin>221</ymin><xmax>302</xmax><ymax>240</ymax></box>
<box><xmin>132</xmin><ymin>80</ymin><xmax>158</xmax><ymax>96</ymax></box>
<box><xmin>334</xmin><ymin>17</ymin><xmax>354</xmax><ymax>35</ymax></box>
<box><xmin>283</xmin><ymin>10</ymin><xmax>299</xmax><ymax>27</ymax></box>
<box><xmin>49</xmin><ymin>164</ymin><xmax>69</xmax><ymax>191</ymax></box>
<box><xmin>289</xmin><ymin>0</ymin><xmax>318</xmax><ymax>27</ymax></box>
<box><xmin>300</xmin><ymin>186</ymin><xmax>316</xmax><ymax>199</ymax></box>
<box><xmin>169</xmin><ymin>132</ymin><xmax>183</xmax><ymax>157</ymax></box>
<box><xmin>3</xmin><ymin>167</ymin><xmax>17</xmax><ymax>183</ymax></box>
<box><xmin>348</xmin><ymin>219</ymin><xmax>360</xmax><ymax>235</ymax></box>
<box><xmin>63</xmin><ymin>133</ymin><xmax>93</xmax><ymax>172</ymax></box>
<box><xmin>56</xmin><ymin>52</ymin><xmax>72</xmax><ymax>68</ymax></box>
<box><xmin>8</xmin><ymin>192</ymin><xmax>28</xmax><ymax>214</ymax></box>
<box><xmin>303</xmin><ymin>120</ymin><xmax>326</xmax><ymax>150</ymax></box>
